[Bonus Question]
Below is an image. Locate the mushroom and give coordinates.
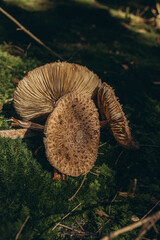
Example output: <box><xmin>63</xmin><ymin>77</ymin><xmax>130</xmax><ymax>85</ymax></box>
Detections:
<box><xmin>97</xmin><ymin>82</ymin><xmax>138</xmax><ymax>149</ymax></box>
<box><xmin>0</xmin><ymin>61</ymin><xmax>138</xmax><ymax>179</ymax></box>
<box><xmin>44</xmin><ymin>92</ymin><xmax>100</xmax><ymax>177</ymax></box>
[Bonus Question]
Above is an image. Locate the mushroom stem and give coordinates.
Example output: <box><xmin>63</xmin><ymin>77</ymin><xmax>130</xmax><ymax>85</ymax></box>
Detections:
<box><xmin>100</xmin><ymin>120</ymin><xmax>108</xmax><ymax>128</ymax></box>
<box><xmin>9</xmin><ymin>117</ymin><xmax>44</xmax><ymax>131</ymax></box>
<box><xmin>53</xmin><ymin>168</ymin><xmax>66</xmax><ymax>181</ymax></box>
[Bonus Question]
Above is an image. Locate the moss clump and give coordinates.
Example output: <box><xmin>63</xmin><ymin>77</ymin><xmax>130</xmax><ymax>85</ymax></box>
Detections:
<box><xmin>0</xmin><ymin>47</ymin><xmax>41</xmax><ymax>101</ymax></box>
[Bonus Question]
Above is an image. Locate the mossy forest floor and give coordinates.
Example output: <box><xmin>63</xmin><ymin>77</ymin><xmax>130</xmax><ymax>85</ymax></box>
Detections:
<box><xmin>0</xmin><ymin>0</ymin><xmax>160</xmax><ymax>239</ymax></box>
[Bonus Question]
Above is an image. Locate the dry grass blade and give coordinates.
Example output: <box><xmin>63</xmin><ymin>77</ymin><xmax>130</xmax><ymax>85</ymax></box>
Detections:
<box><xmin>101</xmin><ymin>211</ymin><xmax>160</xmax><ymax>240</ymax></box>
<box><xmin>0</xmin><ymin>7</ymin><xmax>64</xmax><ymax>60</ymax></box>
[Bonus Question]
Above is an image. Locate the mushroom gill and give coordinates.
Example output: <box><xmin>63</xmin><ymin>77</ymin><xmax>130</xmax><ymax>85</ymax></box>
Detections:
<box><xmin>44</xmin><ymin>92</ymin><xmax>100</xmax><ymax>177</ymax></box>
<box><xmin>97</xmin><ymin>82</ymin><xmax>138</xmax><ymax>149</ymax></box>
<box><xmin>14</xmin><ymin>62</ymin><xmax>102</xmax><ymax>121</ymax></box>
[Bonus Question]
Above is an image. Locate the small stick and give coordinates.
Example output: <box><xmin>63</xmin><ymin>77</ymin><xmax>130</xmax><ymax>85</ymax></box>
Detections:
<box><xmin>89</xmin><ymin>171</ymin><xmax>99</xmax><ymax>176</ymax></box>
<box><xmin>68</xmin><ymin>175</ymin><xmax>87</xmax><ymax>201</ymax></box>
<box><xmin>97</xmin><ymin>219</ymin><xmax>111</xmax><ymax>234</ymax></box>
<box><xmin>99</xmin><ymin>142</ymin><xmax>107</xmax><ymax>148</ymax></box>
<box><xmin>0</xmin><ymin>7</ymin><xmax>64</xmax><ymax>60</ymax></box>
<box><xmin>75</xmin><ymin>219</ymin><xmax>85</xmax><ymax>232</ymax></box>
<box><xmin>108</xmin><ymin>192</ymin><xmax>119</xmax><ymax>215</ymax></box>
<box><xmin>58</xmin><ymin>223</ymin><xmax>84</xmax><ymax>234</ymax></box>
<box><xmin>15</xmin><ymin>216</ymin><xmax>30</xmax><ymax>240</ymax></box>
<box><xmin>115</xmin><ymin>149</ymin><xmax>125</xmax><ymax>165</ymax></box>
<box><xmin>101</xmin><ymin>211</ymin><xmax>160</xmax><ymax>240</ymax></box>
<box><xmin>4</xmin><ymin>97</ymin><xmax>13</xmax><ymax>102</ymax></box>
<box><xmin>141</xmin><ymin>200</ymin><xmax>160</xmax><ymax>220</ymax></box>
<box><xmin>132</xmin><ymin>178</ymin><xmax>137</xmax><ymax>194</ymax></box>
<box><xmin>98</xmin><ymin>152</ymin><xmax>104</xmax><ymax>155</ymax></box>
<box><xmin>52</xmin><ymin>202</ymin><xmax>82</xmax><ymax>231</ymax></box>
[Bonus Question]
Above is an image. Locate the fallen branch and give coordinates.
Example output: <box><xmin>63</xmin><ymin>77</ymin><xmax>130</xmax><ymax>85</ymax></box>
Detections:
<box><xmin>0</xmin><ymin>7</ymin><xmax>64</xmax><ymax>60</ymax></box>
<box><xmin>101</xmin><ymin>211</ymin><xmax>160</xmax><ymax>240</ymax></box>
<box><xmin>15</xmin><ymin>216</ymin><xmax>30</xmax><ymax>240</ymax></box>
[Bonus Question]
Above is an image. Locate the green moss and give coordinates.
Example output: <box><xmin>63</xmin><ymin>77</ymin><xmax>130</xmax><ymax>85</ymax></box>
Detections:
<box><xmin>0</xmin><ymin>47</ymin><xmax>41</xmax><ymax>100</ymax></box>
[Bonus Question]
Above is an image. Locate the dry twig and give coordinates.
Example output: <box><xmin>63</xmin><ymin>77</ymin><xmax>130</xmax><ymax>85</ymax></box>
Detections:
<box><xmin>0</xmin><ymin>7</ymin><xmax>64</xmax><ymax>60</ymax></box>
<box><xmin>15</xmin><ymin>216</ymin><xmax>30</xmax><ymax>240</ymax></box>
<box><xmin>97</xmin><ymin>219</ymin><xmax>111</xmax><ymax>234</ymax></box>
<box><xmin>89</xmin><ymin>170</ymin><xmax>99</xmax><ymax>176</ymax></box>
<box><xmin>68</xmin><ymin>175</ymin><xmax>87</xmax><ymax>201</ymax></box>
<box><xmin>115</xmin><ymin>149</ymin><xmax>125</xmax><ymax>165</ymax></box>
<box><xmin>108</xmin><ymin>192</ymin><xmax>119</xmax><ymax>215</ymax></box>
<box><xmin>99</xmin><ymin>142</ymin><xmax>107</xmax><ymax>148</ymax></box>
<box><xmin>101</xmin><ymin>211</ymin><xmax>160</xmax><ymax>240</ymax></box>
<box><xmin>141</xmin><ymin>200</ymin><xmax>160</xmax><ymax>220</ymax></box>
<box><xmin>58</xmin><ymin>223</ymin><xmax>84</xmax><ymax>234</ymax></box>
<box><xmin>75</xmin><ymin>219</ymin><xmax>85</xmax><ymax>232</ymax></box>
<box><xmin>52</xmin><ymin>202</ymin><xmax>82</xmax><ymax>231</ymax></box>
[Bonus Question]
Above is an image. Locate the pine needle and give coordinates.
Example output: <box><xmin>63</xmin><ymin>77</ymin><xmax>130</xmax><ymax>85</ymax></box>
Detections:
<box><xmin>15</xmin><ymin>216</ymin><xmax>30</xmax><ymax>240</ymax></box>
<box><xmin>52</xmin><ymin>202</ymin><xmax>82</xmax><ymax>231</ymax></box>
<box><xmin>68</xmin><ymin>175</ymin><xmax>87</xmax><ymax>201</ymax></box>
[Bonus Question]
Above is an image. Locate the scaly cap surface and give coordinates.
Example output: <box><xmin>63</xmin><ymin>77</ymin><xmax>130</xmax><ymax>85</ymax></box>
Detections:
<box><xmin>44</xmin><ymin>92</ymin><xmax>100</xmax><ymax>176</ymax></box>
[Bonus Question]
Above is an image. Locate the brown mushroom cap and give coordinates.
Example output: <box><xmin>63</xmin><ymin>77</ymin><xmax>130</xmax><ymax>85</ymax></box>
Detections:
<box><xmin>14</xmin><ymin>62</ymin><xmax>102</xmax><ymax>121</ymax></box>
<box><xmin>98</xmin><ymin>82</ymin><xmax>137</xmax><ymax>149</ymax></box>
<box><xmin>44</xmin><ymin>92</ymin><xmax>100</xmax><ymax>177</ymax></box>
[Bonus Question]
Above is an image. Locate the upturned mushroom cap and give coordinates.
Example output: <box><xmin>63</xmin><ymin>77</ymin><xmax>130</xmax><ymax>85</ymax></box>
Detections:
<box><xmin>44</xmin><ymin>92</ymin><xmax>100</xmax><ymax>177</ymax></box>
<box><xmin>14</xmin><ymin>62</ymin><xmax>102</xmax><ymax>121</ymax></box>
<box><xmin>98</xmin><ymin>82</ymin><xmax>137</xmax><ymax>149</ymax></box>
